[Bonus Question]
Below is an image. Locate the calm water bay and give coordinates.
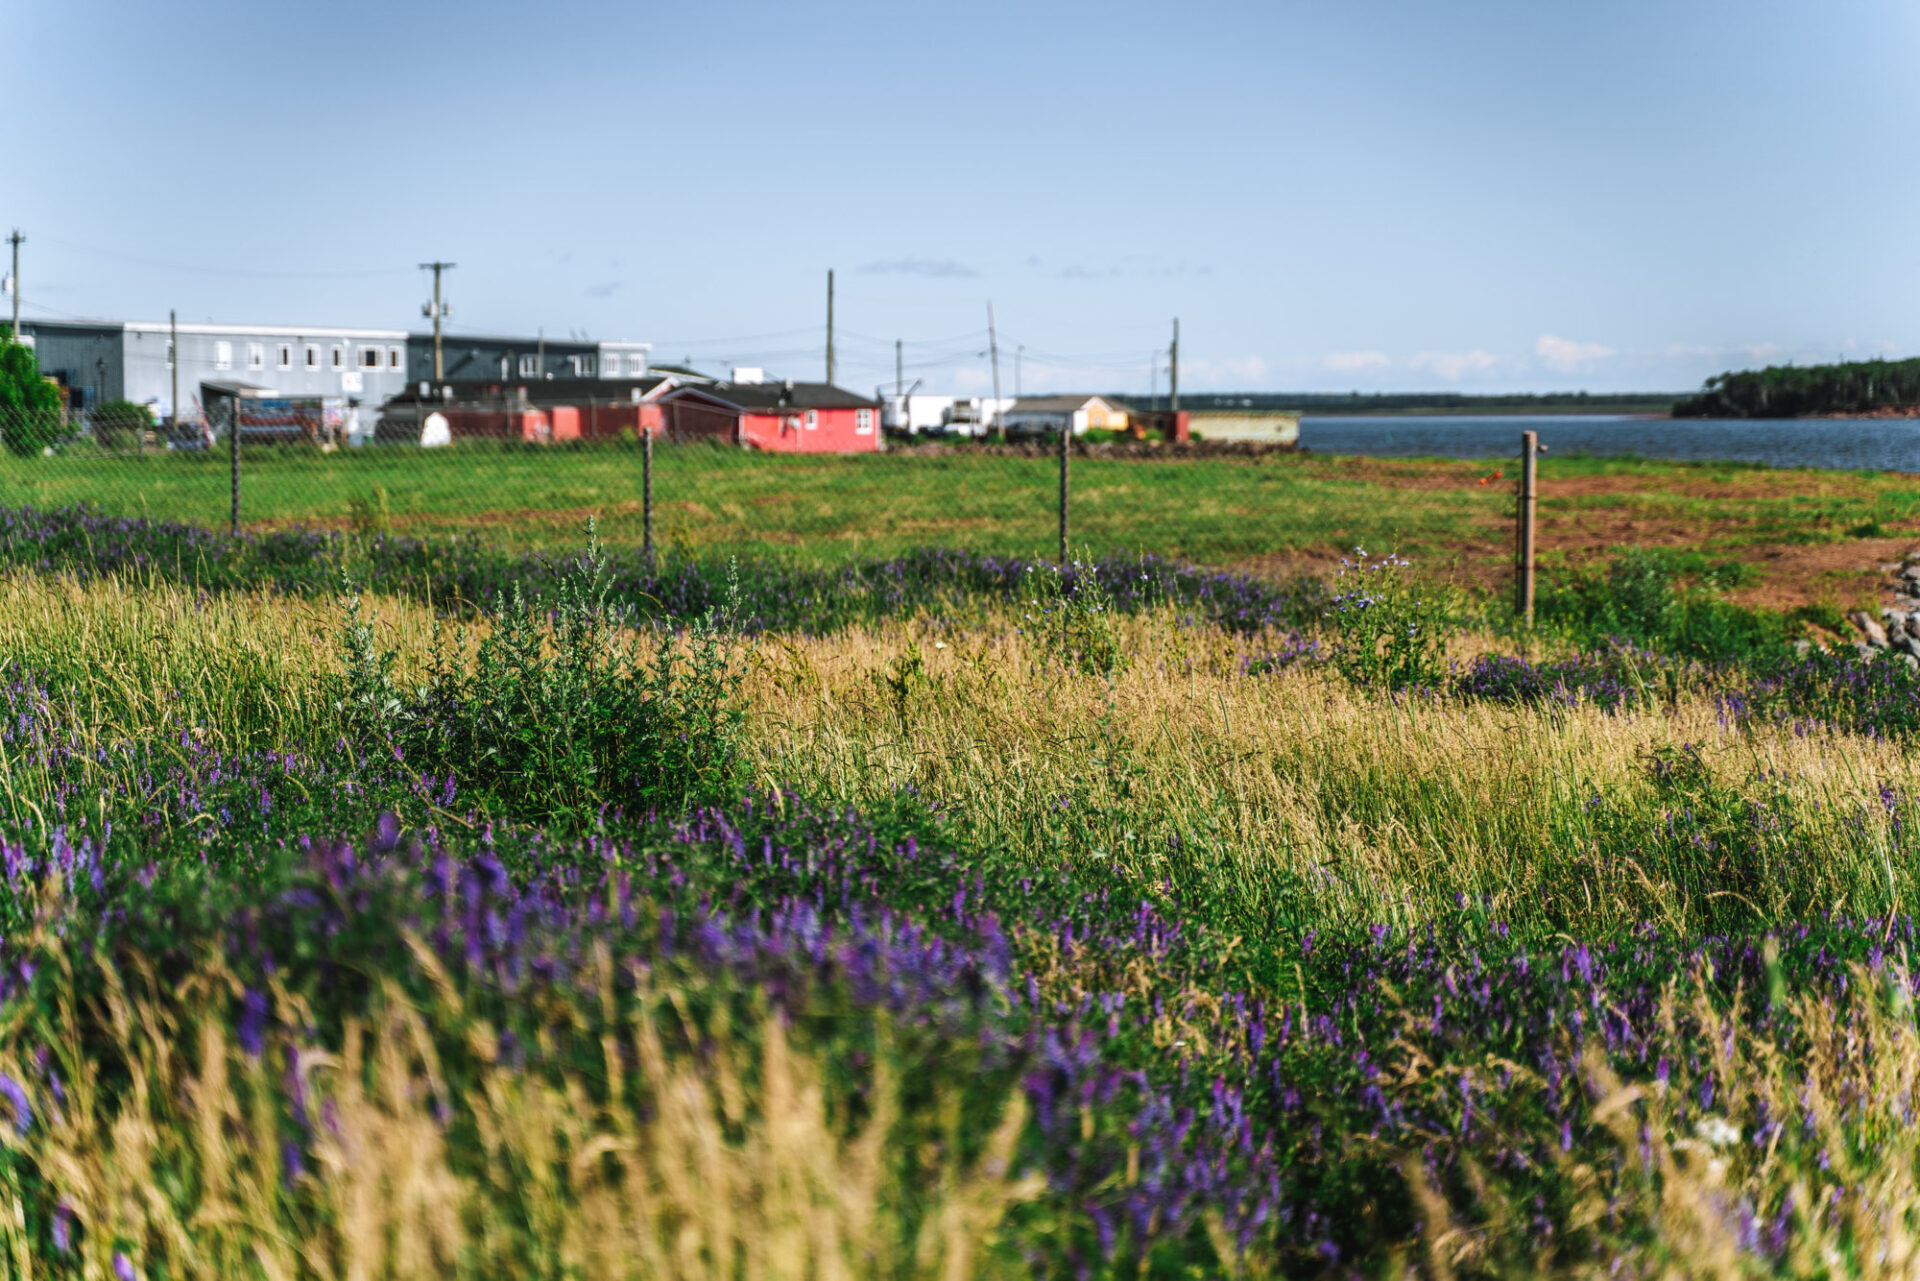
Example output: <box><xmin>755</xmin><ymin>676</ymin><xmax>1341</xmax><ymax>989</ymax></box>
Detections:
<box><xmin>1298</xmin><ymin>415</ymin><xmax>1920</xmax><ymax>472</ymax></box>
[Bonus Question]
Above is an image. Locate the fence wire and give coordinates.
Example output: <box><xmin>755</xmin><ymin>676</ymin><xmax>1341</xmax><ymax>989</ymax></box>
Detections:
<box><xmin>0</xmin><ymin>406</ymin><xmax>1524</xmax><ymax>587</ymax></box>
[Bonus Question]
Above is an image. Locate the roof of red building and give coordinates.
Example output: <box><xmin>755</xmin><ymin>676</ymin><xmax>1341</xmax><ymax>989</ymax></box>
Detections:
<box><xmin>664</xmin><ymin>381</ymin><xmax>877</xmax><ymax>412</ymax></box>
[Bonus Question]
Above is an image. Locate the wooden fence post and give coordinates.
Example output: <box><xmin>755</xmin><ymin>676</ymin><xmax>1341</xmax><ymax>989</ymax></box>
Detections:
<box><xmin>229</xmin><ymin>396</ymin><xmax>241</xmax><ymax>537</ymax></box>
<box><xmin>1059</xmin><ymin>418</ymin><xmax>1070</xmax><ymax>564</ymax></box>
<box><xmin>642</xmin><ymin>419</ymin><xmax>654</xmax><ymax>568</ymax></box>
<box><xmin>1517</xmin><ymin>429</ymin><xmax>1538</xmax><ymax>626</ymax></box>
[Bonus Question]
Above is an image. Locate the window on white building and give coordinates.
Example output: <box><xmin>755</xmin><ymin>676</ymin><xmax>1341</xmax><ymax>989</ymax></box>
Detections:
<box><xmin>627</xmin><ymin>354</ymin><xmax>647</xmax><ymax>375</ymax></box>
<box><xmin>305</xmin><ymin>344</ymin><xmax>319</xmax><ymax>370</ymax></box>
<box><xmin>276</xmin><ymin>344</ymin><xmax>292</xmax><ymax>370</ymax></box>
<box><xmin>214</xmin><ymin>341</ymin><xmax>232</xmax><ymax>371</ymax></box>
<box><xmin>388</xmin><ymin>346</ymin><xmax>403</xmax><ymax>369</ymax></box>
<box><xmin>247</xmin><ymin>342</ymin><xmax>264</xmax><ymax>370</ymax></box>
<box><xmin>804</xmin><ymin>410</ymin><xmax>818</xmax><ymax>429</ymax></box>
<box><xmin>518</xmin><ymin>354</ymin><xmax>537</xmax><ymax>377</ymax></box>
<box><xmin>358</xmin><ymin>347</ymin><xmax>381</xmax><ymax>370</ymax></box>
<box><xmin>331</xmin><ymin>346</ymin><xmax>345</xmax><ymax>370</ymax></box>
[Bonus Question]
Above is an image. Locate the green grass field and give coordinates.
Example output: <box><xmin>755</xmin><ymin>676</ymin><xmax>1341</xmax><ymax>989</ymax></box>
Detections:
<box><xmin>7</xmin><ymin>441</ymin><xmax>1919</xmax><ymax>611</ymax></box>
<box><xmin>0</xmin><ymin>440</ymin><xmax>1510</xmax><ymax>566</ymax></box>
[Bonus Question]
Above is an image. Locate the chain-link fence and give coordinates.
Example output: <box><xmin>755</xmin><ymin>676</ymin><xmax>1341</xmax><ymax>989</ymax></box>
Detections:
<box><xmin>0</xmin><ymin>402</ymin><xmax>1527</xmax><ymax>587</ymax></box>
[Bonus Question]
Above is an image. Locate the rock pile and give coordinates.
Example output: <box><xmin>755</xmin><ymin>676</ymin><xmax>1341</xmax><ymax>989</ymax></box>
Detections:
<box><xmin>1851</xmin><ymin>553</ymin><xmax>1920</xmax><ymax>668</ymax></box>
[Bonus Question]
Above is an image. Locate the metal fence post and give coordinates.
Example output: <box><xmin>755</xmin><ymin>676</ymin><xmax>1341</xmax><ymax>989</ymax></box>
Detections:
<box><xmin>642</xmin><ymin>418</ymin><xmax>654</xmax><ymax>567</ymax></box>
<box><xmin>1517</xmin><ymin>429</ymin><xmax>1537</xmax><ymax>626</ymax></box>
<box><xmin>1059</xmin><ymin>419</ymin><xmax>1070</xmax><ymax>564</ymax></box>
<box><xmin>229</xmin><ymin>398</ymin><xmax>241</xmax><ymax>537</ymax></box>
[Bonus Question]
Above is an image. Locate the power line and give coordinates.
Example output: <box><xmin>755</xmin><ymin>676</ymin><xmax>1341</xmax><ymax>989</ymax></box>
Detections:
<box><xmin>38</xmin><ymin>237</ymin><xmax>416</xmax><ymax>281</ymax></box>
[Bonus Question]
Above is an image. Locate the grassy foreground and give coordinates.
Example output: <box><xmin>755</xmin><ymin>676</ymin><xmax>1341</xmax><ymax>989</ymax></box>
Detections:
<box><xmin>2</xmin><ymin>514</ymin><xmax>1920</xmax><ymax>1274</ymax></box>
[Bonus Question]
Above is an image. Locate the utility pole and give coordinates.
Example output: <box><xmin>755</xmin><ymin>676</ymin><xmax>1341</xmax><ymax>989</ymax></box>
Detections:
<box><xmin>536</xmin><ymin>327</ymin><xmax>545</xmax><ymax>379</ymax></box>
<box><xmin>825</xmin><ymin>269</ymin><xmax>835</xmax><ymax>386</ymax></box>
<box><xmin>895</xmin><ymin>337</ymin><xmax>903</xmax><ymax>399</ymax></box>
<box><xmin>419</xmin><ymin>261</ymin><xmax>455</xmax><ymax>381</ymax></box>
<box><xmin>1169</xmin><ymin>318</ymin><xmax>1180</xmax><ymax>417</ymax></box>
<box><xmin>986</xmin><ymin>303</ymin><xmax>1003</xmax><ymax>441</ymax></box>
<box><xmin>1016</xmin><ymin>344</ymin><xmax>1024</xmax><ymax>398</ymax></box>
<box><xmin>6</xmin><ymin>230</ymin><xmax>20</xmax><ymax>342</ymax></box>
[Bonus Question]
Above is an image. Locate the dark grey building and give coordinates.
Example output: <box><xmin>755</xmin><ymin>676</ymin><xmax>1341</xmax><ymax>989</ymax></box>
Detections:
<box><xmin>406</xmin><ymin>333</ymin><xmax>652</xmax><ymax>384</ymax></box>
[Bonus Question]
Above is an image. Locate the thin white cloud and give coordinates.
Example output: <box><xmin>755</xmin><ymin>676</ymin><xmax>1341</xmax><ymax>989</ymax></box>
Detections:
<box><xmin>1408</xmin><ymin>349</ymin><xmax>1499</xmax><ymax>381</ymax></box>
<box><xmin>1662</xmin><ymin>340</ymin><xmax>1789</xmax><ymax>369</ymax></box>
<box><xmin>1323</xmin><ymin>350</ymin><xmax>1390</xmax><ymax>373</ymax></box>
<box><xmin>859</xmin><ymin>257</ymin><xmax>978</xmax><ymax>279</ymax></box>
<box><xmin>1534</xmin><ymin>334</ymin><xmax>1615</xmax><ymax>374</ymax></box>
<box><xmin>1185</xmin><ymin>355</ymin><xmax>1269</xmax><ymax>384</ymax></box>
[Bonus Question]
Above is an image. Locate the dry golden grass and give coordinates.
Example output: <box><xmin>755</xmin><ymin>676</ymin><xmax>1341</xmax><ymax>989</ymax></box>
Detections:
<box><xmin>0</xmin><ymin>569</ymin><xmax>1912</xmax><ymax>935</ymax></box>
<box><xmin>0</xmin><ymin>934</ymin><xmax>1038</xmax><ymax>1280</ymax></box>
<box><xmin>742</xmin><ymin>610</ymin><xmax>1920</xmax><ymax>935</ymax></box>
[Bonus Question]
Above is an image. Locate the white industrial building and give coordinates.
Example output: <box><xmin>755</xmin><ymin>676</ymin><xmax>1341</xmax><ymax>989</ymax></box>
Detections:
<box><xmin>22</xmin><ymin>317</ymin><xmax>412</xmax><ymax>429</ymax></box>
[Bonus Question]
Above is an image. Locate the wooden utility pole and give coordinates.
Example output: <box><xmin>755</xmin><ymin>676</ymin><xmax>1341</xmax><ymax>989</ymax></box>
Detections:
<box><xmin>6</xmin><ymin>230</ymin><xmax>20</xmax><ymax>341</ymax></box>
<box><xmin>825</xmin><ymin>269</ymin><xmax>835</xmax><ymax>385</ymax></box>
<box><xmin>419</xmin><ymin>261</ymin><xmax>455</xmax><ymax>381</ymax></box>
<box><xmin>1168</xmin><ymin>317</ymin><xmax>1180</xmax><ymax>416</ymax></box>
<box><xmin>987</xmin><ymin>303</ymin><xmax>1002</xmax><ymax>440</ymax></box>
<box><xmin>1016</xmin><ymin>344</ymin><xmax>1023</xmax><ymax>398</ymax></box>
<box><xmin>1517</xmin><ymin>430</ymin><xmax>1538</xmax><ymax>626</ymax></box>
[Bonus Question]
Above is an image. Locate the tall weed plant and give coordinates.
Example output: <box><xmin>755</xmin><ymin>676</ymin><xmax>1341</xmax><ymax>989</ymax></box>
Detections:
<box><xmin>1020</xmin><ymin>556</ymin><xmax>1129</xmax><ymax>679</ymax></box>
<box><xmin>1326</xmin><ymin>549</ymin><xmax>1455</xmax><ymax>691</ymax></box>
<box><xmin>334</xmin><ymin>524</ymin><xmax>746</xmax><ymax>823</ymax></box>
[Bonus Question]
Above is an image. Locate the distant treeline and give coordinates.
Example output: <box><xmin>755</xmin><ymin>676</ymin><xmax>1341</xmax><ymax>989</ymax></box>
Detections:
<box><xmin>1118</xmin><ymin>391</ymin><xmax>1681</xmax><ymax>415</ymax></box>
<box><xmin>1672</xmin><ymin>358</ymin><xmax>1920</xmax><ymax>418</ymax></box>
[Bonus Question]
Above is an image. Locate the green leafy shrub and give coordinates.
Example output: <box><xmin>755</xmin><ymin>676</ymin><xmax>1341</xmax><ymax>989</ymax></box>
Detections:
<box><xmin>334</xmin><ymin>524</ymin><xmax>746</xmax><ymax>823</ymax></box>
<box><xmin>89</xmin><ymin>399</ymin><xmax>153</xmax><ymax>451</ymax></box>
<box><xmin>346</xmin><ymin>485</ymin><xmax>392</xmax><ymax>538</ymax></box>
<box><xmin>0</xmin><ymin>327</ymin><xmax>64</xmax><ymax>456</ymax></box>
<box><xmin>1538</xmin><ymin>547</ymin><xmax>1787</xmax><ymax>661</ymax></box>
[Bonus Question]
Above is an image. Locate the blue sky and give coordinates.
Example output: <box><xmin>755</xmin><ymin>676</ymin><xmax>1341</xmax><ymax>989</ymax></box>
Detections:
<box><xmin>9</xmin><ymin>0</ymin><xmax>1919</xmax><ymax>395</ymax></box>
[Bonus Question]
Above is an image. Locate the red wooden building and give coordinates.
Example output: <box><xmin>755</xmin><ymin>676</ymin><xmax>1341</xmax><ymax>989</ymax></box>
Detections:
<box><xmin>375</xmin><ymin>377</ymin><xmax>676</xmax><ymax>444</ymax></box>
<box><xmin>657</xmin><ymin>380</ymin><xmax>881</xmax><ymax>452</ymax></box>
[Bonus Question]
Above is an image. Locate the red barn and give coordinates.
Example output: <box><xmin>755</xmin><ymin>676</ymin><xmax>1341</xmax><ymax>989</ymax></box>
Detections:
<box><xmin>658</xmin><ymin>380</ymin><xmax>881</xmax><ymax>452</ymax></box>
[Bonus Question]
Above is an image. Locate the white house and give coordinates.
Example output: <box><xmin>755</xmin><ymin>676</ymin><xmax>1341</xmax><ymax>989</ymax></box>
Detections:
<box><xmin>999</xmin><ymin>395</ymin><xmax>1131</xmax><ymax>438</ymax></box>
